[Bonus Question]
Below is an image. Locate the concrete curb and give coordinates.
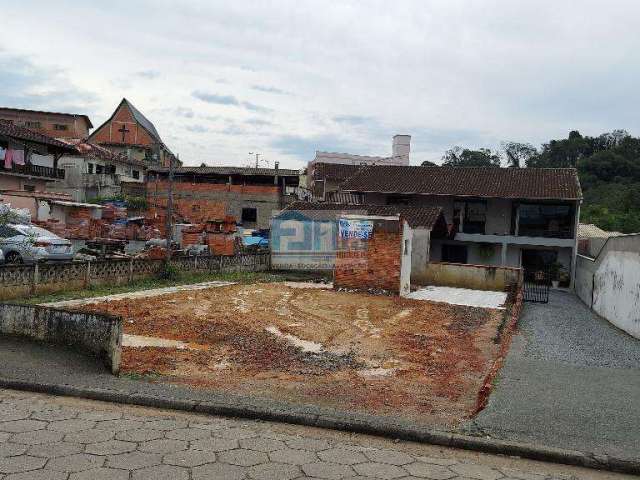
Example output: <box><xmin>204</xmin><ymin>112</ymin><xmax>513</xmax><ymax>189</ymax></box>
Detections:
<box><xmin>1</xmin><ymin>377</ymin><xmax>638</xmax><ymax>476</ymax></box>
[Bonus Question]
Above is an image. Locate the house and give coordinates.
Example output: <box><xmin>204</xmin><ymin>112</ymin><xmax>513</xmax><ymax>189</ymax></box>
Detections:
<box><xmin>271</xmin><ymin>201</ymin><xmax>447</xmax><ymax>276</ymax></box>
<box><xmin>55</xmin><ymin>140</ymin><xmax>145</xmax><ymax>202</ymax></box>
<box><xmin>0</xmin><ymin>119</ymin><xmax>76</xmax><ymax>193</ymax></box>
<box><xmin>339</xmin><ymin>165</ymin><xmax>582</xmax><ymax>287</ymax></box>
<box><xmin>0</xmin><ymin>107</ymin><xmax>92</xmax><ymax>140</ymax></box>
<box><xmin>88</xmin><ymin>98</ymin><xmax>178</xmax><ymax>168</ymax></box>
<box><xmin>146</xmin><ymin>165</ymin><xmax>300</xmax><ymax>229</ymax></box>
<box><xmin>307</xmin><ymin>135</ymin><xmax>411</xmax><ymax>199</ymax></box>
<box><xmin>308</xmin><ymin>163</ymin><xmax>364</xmax><ymax>202</ymax></box>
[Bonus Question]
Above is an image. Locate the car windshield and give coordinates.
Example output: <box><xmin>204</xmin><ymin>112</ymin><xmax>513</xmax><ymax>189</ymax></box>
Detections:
<box><xmin>12</xmin><ymin>225</ymin><xmax>61</xmax><ymax>239</ymax></box>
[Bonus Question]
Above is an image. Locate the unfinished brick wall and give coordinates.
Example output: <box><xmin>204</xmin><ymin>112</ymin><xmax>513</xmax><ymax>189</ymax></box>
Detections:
<box><xmin>334</xmin><ymin>219</ymin><xmax>403</xmax><ymax>294</ymax></box>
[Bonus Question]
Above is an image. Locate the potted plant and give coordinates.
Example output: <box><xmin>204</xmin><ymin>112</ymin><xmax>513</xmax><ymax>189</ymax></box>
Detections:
<box><xmin>549</xmin><ymin>261</ymin><xmax>562</xmax><ymax>288</ymax></box>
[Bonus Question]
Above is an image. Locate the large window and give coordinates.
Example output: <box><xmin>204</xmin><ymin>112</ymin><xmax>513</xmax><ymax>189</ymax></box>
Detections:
<box><xmin>463</xmin><ymin>201</ymin><xmax>487</xmax><ymax>234</ymax></box>
<box><xmin>442</xmin><ymin>244</ymin><xmax>468</xmax><ymax>264</ymax></box>
<box><xmin>241</xmin><ymin>207</ymin><xmax>257</xmax><ymax>224</ymax></box>
<box><xmin>518</xmin><ymin>204</ymin><xmax>574</xmax><ymax>238</ymax></box>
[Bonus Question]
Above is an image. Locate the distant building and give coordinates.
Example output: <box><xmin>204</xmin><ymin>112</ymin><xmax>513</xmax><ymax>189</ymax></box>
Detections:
<box><xmin>88</xmin><ymin>98</ymin><xmax>178</xmax><ymax>169</ymax></box>
<box><xmin>307</xmin><ymin>135</ymin><xmax>411</xmax><ymax>200</ymax></box>
<box><xmin>0</xmin><ymin>107</ymin><xmax>92</xmax><ymax>140</ymax></box>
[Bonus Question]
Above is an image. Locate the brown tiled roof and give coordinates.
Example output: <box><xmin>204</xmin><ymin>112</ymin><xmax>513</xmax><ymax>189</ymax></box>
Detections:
<box><xmin>312</xmin><ymin>163</ymin><xmax>363</xmax><ymax>181</ymax></box>
<box><xmin>0</xmin><ymin>119</ymin><xmax>77</xmax><ymax>152</ymax></box>
<box><xmin>281</xmin><ymin>201</ymin><xmax>444</xmax><ymax>229</ymax></box>
<box><xmin>149</xmin><ymin>165</ymin><xmax>300</xmax><ymax>177</ymax></box>
<box><xmin>340</xmin><ymin>165</ymin><xmax>582</xmax><ymax>200</ymax></box>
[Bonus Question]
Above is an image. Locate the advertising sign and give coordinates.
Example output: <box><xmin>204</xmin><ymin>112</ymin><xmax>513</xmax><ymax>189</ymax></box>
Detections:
<box><xmin>338</xmin><ymin>218</ymin><xmax>374</xmax><ymax>240</ymax></box>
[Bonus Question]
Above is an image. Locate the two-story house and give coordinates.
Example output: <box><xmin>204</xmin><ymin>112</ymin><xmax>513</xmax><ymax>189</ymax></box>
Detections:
<box><xmin>340</xmin><ymin>165</ymin><xmax>582</xmax><ymax>287</ymax></box>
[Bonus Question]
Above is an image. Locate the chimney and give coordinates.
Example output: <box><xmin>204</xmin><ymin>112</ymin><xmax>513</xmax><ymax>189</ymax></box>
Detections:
<box><xmin>274</xmin><ymin>161</ymin><xmax>279</xmax><ymax>170</ymax></box>
<box><xmin>392</xmin><ymin>135</ymin><xmax>411</xmax><ymax>165</ymax></box>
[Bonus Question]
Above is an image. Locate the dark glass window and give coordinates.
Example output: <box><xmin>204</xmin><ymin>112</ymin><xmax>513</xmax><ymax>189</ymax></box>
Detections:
<box><xmin>241</xmin><ymin>208</ymin><xmax>257</xmax><ymax>223</ymax></box>
<box><xmin>518</xmin><ymin>204</ymin><xmax>573</xmax><ymax>238</ymax></box>
<box><xmin>442</xmin><ymin>244</ymin><xmax>468</xmax><ymax>263</ymax></box>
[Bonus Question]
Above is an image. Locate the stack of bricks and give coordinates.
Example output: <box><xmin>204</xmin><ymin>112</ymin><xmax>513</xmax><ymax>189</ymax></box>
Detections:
<box><xmin>181</xmin><ymin>225</ymin><xmax>204</xmax><ymax>247</ymax></box>
<box><xmin>64</xmin><ymin>207</ymin><xmax>92</xmax><ymax>239</ymax></box>
<box><xmin>207</xmin><ymin>233</ymin><xmax>236</xmax><ymax>256</ymax></box>
<box><xmin>334</xmin><ymin>218</ymin><xmax>403</xmax><ymax>294</ymax></box>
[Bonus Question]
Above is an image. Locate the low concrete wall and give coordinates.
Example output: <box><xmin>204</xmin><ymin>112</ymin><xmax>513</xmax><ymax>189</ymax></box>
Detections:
<box><xmin>0</xmin><ymin>304</ymin><xmax>122</xmax><ymax>374</ymax></box>
<box><xmin>414</xmin><ymin>262</ymin><xmax>522</xmax><ymax>291</ymax></box>
<box><xmin>574</xmin><ymin>234</ymin><xmax>640</xmax><ymax>339</ymax></box>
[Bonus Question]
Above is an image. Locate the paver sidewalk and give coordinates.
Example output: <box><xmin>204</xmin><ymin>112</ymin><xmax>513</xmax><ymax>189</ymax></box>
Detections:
<box><xmin>0</xmin><ymin>388</ymin><xmax>632</xmax><ymax>480</ymax></box>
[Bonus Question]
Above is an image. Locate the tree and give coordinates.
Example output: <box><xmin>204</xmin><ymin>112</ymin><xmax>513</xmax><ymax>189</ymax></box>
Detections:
<box><xmin>501</xmin><ymin>141</ymin><xmax>538</xmax><ymax>168</ymax></box>
<box><xmin>441</xmin><ymin>146</ymin><xmax>501</xmax><ymax>167</ymax></box>
<box><xmin>421</xmin><ymin>160</ymin><xmax>438</xmax><ymax>166</ymax></box>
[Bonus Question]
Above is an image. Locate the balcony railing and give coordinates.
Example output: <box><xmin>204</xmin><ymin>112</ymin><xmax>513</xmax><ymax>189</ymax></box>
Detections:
<box><xmin>517</xmin><ymin>227</ymin><xmax>573</xmax><ymax>239</ymax></box>
<box><xmin>0</xmin><ymin>163</ymin><xmax>65</xmax><ymax>179</ymax></box>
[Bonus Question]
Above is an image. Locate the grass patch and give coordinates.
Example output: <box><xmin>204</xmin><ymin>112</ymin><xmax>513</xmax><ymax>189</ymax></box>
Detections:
<box><xmin>23</xmin><ymin>269</ymin><xmax>327</xmax><ymax>305</ymax></box>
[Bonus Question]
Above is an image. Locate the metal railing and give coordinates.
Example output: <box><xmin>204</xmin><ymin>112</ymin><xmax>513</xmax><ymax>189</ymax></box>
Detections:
<box><xmin>0</xmin><ymin>163</ymin><xmax>65</xmax><ymax>179</ymax></box>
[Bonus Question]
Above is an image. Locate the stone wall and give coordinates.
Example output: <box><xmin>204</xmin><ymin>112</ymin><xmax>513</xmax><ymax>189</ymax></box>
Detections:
<box><xmin>0</xmin><ymin>304</ymin><xmax>122</xmax><ymax>374</ymax></box>
<box><xmin>0</xmin><ymin>253</ymin><xmax>270</xmax><ymax>301</ymax></box>
<box><xmin>415</xmin><ymin>262</ymin><xmax>522</xmax><ymax>291</ymax></box>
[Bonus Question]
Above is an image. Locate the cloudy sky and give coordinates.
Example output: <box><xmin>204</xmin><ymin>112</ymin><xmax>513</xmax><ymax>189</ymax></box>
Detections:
<box><xmin>2</xmin><ymin>1</ymin><xmax>639</xmax><ymax>168</ymax></box>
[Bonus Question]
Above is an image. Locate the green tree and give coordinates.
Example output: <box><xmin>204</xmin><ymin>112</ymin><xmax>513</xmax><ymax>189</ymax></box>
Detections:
<box><xmin>420</xmin><ymin>160</ymin><xmax>438</xmax><ymax>166</ymax></box>
<box><xmin>442</xmin><ymin>146</ymin><xmax>501</xmax><ymax>167</ymax></box>
<box><xmin>502</xmin><ymin>141</ymin><xmax>538</xmax><ymax>168</ymax></box>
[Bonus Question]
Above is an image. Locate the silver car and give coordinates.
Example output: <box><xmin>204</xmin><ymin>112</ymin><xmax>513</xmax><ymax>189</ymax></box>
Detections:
<box><xmin>0</xmin><ymin>224</ymin><xmax>74</xmax><ymax>264</ymax></box>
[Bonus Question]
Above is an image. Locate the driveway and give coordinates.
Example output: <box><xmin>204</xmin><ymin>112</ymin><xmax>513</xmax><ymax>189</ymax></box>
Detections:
<box><xmin>464</xmin><ymin>290</ymin><xmax>640</xmax><ymax>462</ymax></box>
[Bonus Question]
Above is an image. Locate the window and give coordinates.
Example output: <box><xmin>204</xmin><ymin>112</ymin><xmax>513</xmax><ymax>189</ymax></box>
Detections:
<box><xmin>87</xmin><ymin>163</ymin><xmax>94</xmax><ymax>174</ymax></box>
<box><xmin>404</xmin><ymin>239</ymin><xmax>410</xmax><ymax>256</ymax></box>
<box><xmin>463</xmin><ymin>201</ymin><xmax>487</xmax><ymax>234</ymax></box>
<box><xmin>96</xmin><ymin>164</ymin><xmax>104</xmax><ymax>174</ymax></box>
<box><xmin>23</xmin><ymin>184</ymin><xmax>36</xmax><ymax>192</ymax></box>
<box><xmin>53</xmin><ymin>124</ymin><xmax>68</xmax><ymax>131</ymax></box>
<box><xmin>24</xmin><ymin>121</ymin><xmax>41</xmax><ymax>129</ymax></box>
<box><xmin>442</xmin><ymin>244</ymin><xmax>468</xmax><ymax>264</ymax></box>
<box><xmin>132</xmin><ymin>170</ymin><xmax>140</xmax><ymax>179</ymax></box>
<box><xmin>518</xmin><ymin>204</ymin><xmax>573</xmax><ymax>238</ymax></box>
<box><xmin>241</xmin><ymin>207</ymin><xmax>257</xmax><ymax>223</ymax></box>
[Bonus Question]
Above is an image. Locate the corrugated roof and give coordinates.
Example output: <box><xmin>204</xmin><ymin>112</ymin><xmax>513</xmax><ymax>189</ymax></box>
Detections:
<box><xmin>0</xmin><ymin>120</ymin><xmax>78</xmax><ymax>152</ymax></box>
<box><xmin>578</xmin><ymin>223</ymin><xmax>622</xmax><ymax>239</ymax></box>
<box><xmin>280</xmin><ymin>201</ymin><xmax>444</xmax><ymax>229</ymax></box>
<box><xmin>312</xmin><ymin>163</ymin><xmax>364</xmax><ymax>181</ymax></box>
<box><xmin>149</xmin><ymin>165</ymin><xmax>300</xmax><ymax>176</ymax></box>
<box><xmin>340</xmin><ymin>165</ymin><xmax>582</xmax><ymax>200</ymax></box>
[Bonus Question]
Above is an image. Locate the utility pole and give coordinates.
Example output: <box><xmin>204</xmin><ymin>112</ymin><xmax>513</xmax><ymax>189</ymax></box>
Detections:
<box><xmin>165</xmin><ymin>154</ymin><xmax>175</xmax><ymax>264</ymax></box>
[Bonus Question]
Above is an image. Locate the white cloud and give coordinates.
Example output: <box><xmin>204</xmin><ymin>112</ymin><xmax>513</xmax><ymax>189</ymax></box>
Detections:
<box><xmin>1</xmin><ymin>0</ymin><xmax>639</xmax><ymax>167</ymax></box>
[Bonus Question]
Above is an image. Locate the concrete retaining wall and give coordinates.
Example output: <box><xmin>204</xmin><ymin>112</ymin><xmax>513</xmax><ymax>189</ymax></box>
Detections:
<box><xmin>575</xmin><ymin>234</ymin><xmax>640</xmax><ymax>339</ymax></box>
<box><xmin>0</xmin><ymin>304</ymin><xmax>122</xmax><ymax>374</ymax></box>
<box><xmin>414</xmin><ymin>262</ymin><xmax>522</xmax><ymax>291</ymax></box>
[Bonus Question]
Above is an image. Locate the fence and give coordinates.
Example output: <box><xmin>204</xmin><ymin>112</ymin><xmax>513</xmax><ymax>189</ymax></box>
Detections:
<box><xmin>412</xmin><ymin>261</ymin><xmax>523</xmax><ymax>292</ymax></box>
<box><xmin>0</xmin><ymin>253</ymin><xmax>270</xmax><ymax>301</ymax></box>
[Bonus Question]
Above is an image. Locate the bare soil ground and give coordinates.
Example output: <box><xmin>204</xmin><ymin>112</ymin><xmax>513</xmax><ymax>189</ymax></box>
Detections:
<box><xmin>75</xmin><ymin>282</ymin><xmax>507</xmax><ymax>427</ymax></box>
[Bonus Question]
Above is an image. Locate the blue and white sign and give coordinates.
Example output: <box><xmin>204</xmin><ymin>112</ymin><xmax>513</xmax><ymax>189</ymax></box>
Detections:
<box><xmin>338</xmin><ymin>218</ymin><xmax>374</xmax><ymax>240</ymax></box>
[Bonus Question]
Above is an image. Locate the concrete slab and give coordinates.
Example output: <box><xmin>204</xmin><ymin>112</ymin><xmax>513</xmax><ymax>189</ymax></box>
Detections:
<box><xmin>406</xmin><ymin>286</ymin><xmax>507</xmax><ymax>309</ymax></box>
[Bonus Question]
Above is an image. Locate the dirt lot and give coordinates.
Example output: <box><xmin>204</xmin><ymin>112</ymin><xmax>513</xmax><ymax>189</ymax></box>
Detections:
<box><xmin>76</xmin><ymin>282</ymin><xmax>508</xmax><ymax>427</ymax></box>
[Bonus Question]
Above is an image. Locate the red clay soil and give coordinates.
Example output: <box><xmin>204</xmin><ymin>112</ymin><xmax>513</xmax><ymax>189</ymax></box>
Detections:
<box><xmin>77</xmin><ymin>282</ymin><xmax>509</xmax><ymax>427</ymax></box>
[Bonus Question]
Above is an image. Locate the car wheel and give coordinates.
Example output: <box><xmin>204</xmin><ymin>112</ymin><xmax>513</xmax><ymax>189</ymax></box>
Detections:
<box><xmin>5</xmin><ymin>252</ymin><xmax>23</xmax><ymax>265</ymax></box>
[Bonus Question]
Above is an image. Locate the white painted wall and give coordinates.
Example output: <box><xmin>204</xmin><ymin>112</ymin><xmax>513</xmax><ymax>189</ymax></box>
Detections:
<box><xmin>592</xmin><ymin>250</ymin><xmax>640</xmax><ymax>339</ymax></box>
<box><xmin>400</xmin><ymin>220</ymin><xmax>412</xmax><ymax>297</ymax></box>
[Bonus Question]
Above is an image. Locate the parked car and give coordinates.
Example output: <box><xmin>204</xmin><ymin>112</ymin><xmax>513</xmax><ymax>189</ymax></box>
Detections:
<box><xmin>0</xmin><ymin>224</ymin><xmax>74</xmax><ymax>264</ymax></box>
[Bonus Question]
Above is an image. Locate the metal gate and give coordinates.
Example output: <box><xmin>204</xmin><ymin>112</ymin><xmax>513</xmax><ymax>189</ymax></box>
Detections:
<box><xmin>523</xmin><ymin>268</ymin><xmax>550</xmax><ymax>303</ymax></box>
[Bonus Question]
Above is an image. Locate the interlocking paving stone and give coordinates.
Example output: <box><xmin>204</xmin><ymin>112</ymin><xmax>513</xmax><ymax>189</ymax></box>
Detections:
<box><xmin>286</xmin><ymin>437</ymin><xmax>332</xmax><ymax>452</ymax></box>
<box><xmin>46</xmin><ymin>453</ymin><xmax>105</xmax><ymax>472</ymax></box>
<box><xmin>131</xmin><ymin>464</ymin><xmax>189</xmax><ymax>480</ymax></box>
<box><xmin>239</xmin><ymin>437</ymin><xmax>287</xmax><ymax>453</ymax></box>
<box><xmin>0</xmin><ymin>455</ymin><xmax>46</xmax><ymax>474</ymax></box>
<box><xmin>218</xmin><ymin>448</ymin><xmax>269</xmax><ymax>466</ymax></box>
<box><xmin>353</xmin><ymin>461</ymin><xmax>407</xmax><ymax>479</ymax></box>
<box><xmin>404</xmin><ymin>461</ymin><xmax>457</xmax><ymax>479</ymax></box>
<box><xmin>364</xmin><ymin>449</ymin><xmax>415</xmax><ymax>466</ymax></box>
<box><xmin>162</xmin><ymin>448</ymin><xmax>217</xmax><ymax>467</ymax></box>
<box><xmin>138</xmin><ymin>438</ymin><xmax>188</xmax><ymax>454</ymax></box>
<box><xmin>192</xmin><ymin>462</ymin><xmax>247</xmax><ymax>480</ymax></box>
<box><xmin>248</xmin><ymin>462</ymin><xmax>301</xmax><ymax>480</ymax></box>
<box><xmin>47</xmin><ymin>419</ymin><xmax>96</xmax><ymax>433</ymax></box>
<box><xmin>96</xmin><ymin>419</ymin><xmax>144</xmax><ymax>431</ymax></box>
<box><xmin>415</xmin><ymin>457</ymin><xmax>459</xmax><ymax>467</ymax></box>
<box><xmin>0</xmin><ymin>413</ymin><xmax>29</xmax><ymax>423</ymax></box>
<box><xmin>0</xmin><ymin>433</ymin><xmax>9</xmax><ymax>443</ymax></box>
<box><xmin>0</xmin><ymin>421</ymin><xmax>46</xmax><ymax>434</ymax></box>
<box><xmin>27</xmin><ymin>442</ymin><xmax>83</xmax><ymax>458</ymax></box>
<box><xmin>450</xmin><ymin>463</ymin><xmax>505</xmax><ymax>480</ymax></box>
<box><xmin>302</xmin><ymin>461</ymin><xmax>355</xmax><ymax>479</ymax></box>
<box><xmin>5</xmin><ymin>470</ymin><xmax>68</xmax><ymax>480</ymax></box>
<box><xmin>499</xmin><ymin>470</ymin><xmax>548</xmax><ymax>480</ymax></box>
<box><xmin>269</xmin><ymin>447</ymin><xmax>318</xmax><ymax>465</ymax></box>
<box><xmin>85</xmin><ymin>439</ymin><xmax>137</xmax><ymax>455</ymax></box>
<box><xmin>0</xmin><ymin>444</ymin><xmax>27</xmax><ymax>458</ymax></box>
<box><xmin>30</xmin><ymin>409</ymin><xmax>78</xmax><ymax>421</ymax></box>
<box><xmin>191</xmin><ymin>437</ymin><xmax>239</xmax><ymax>452</ymax></box>
<box><xmin>64</xmin><ymin>429</ymin><xmax>115</xmax><ymax>444</ymax></box>
<box><xmin>318</xmin><ymin>447</ymin><xmax>368</xmax><ymax>465</ymax></box>
<box><xmin>143</xmin><ymin>419</ymin><xmax>188</xmax><ymax>431</ymax></box>
<box><xmin>115</xmin><ymin>428</ymin><xmax>164</xmax><ymax>442</ymax></box>
<box><xmin>164</xmin><ymin>427</ymin><xmax>211</xmax><ymax>440</ymax></box>
<box><xmin>215</xmin><ymin>427</ymin><xmax>258</xmax><ymax>440</ymax></box>
<box><xmin>77</xmin><ymin>411</ymin><xmax>123</xmax><ymax>421</ymax></box>
<box><xmin>190</xmin><ymin>421</ymin><xmax>232</xmax><ymax>431</ymax></box>
<box><xmin>8</xmin><ymin>430</ymin><xmax>63</xmax><ymax>445</ymax></box>
<box><xmin>69</xmin><ymin>467</ymin><xmax>130</xmax><ymax>480</ymax></box>
<box><xmin>106</xmin><ymin>451</ymin><xmax>163</xmax><ymax>470</ymax></box>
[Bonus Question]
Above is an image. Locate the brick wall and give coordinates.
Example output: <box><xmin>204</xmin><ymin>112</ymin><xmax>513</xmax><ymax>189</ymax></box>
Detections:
<box><xmin>334</xmin><ymin>219</ymin><xmax>403</xmax><ymax>293</ymax></box>
<box><xmin>146</xmin><ymin>180</ymin><xmax>282</xmax><ymax>228</ymax></box>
